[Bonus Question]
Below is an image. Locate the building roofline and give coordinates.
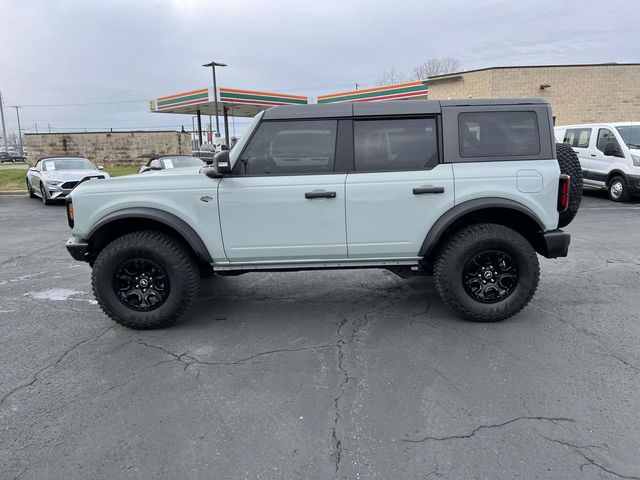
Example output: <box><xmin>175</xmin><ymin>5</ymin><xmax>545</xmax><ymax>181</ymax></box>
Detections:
<box><xmin>429</xmin><ymin>62</ymin><xmax>640</xmax><ymax>79</ymax></box>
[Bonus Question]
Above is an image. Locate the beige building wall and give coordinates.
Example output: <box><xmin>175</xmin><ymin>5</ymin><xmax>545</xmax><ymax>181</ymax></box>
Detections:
<box><xmin>427</xmin><ymin>64</ymin><xmax>640</xmax><ymax>125</ymax></box>
<box><xmin>25</xmin><ymin>131</ymin><xmax>192</xmax><ymax>167</ymax></box>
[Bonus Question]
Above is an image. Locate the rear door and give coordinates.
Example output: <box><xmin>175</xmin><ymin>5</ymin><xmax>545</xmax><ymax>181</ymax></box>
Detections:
<box><xmin>561</xmin><ymin>127</ymin><xmax>593</xmax><ymax>175</ymax></box>
<box><xmin>345</xmin><ymin>117</ymin><xmax>454</xmax><ymax>258</ymax></box>
<box><xmin>218</xmin><ymin>119</ymin><xmax>348</xmax><ymax>262</ymax></box>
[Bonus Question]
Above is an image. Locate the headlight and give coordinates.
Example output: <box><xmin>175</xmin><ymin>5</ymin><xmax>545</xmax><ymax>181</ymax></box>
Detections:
<box><xmin>632</xmin><ymin>154</ymin><xmax>640</xmax><ymax>167</ymax></box>
<box><xmin>45</xmin><ymin>179</ymin><xmax>63</xmax><ymax>185</ymax></box>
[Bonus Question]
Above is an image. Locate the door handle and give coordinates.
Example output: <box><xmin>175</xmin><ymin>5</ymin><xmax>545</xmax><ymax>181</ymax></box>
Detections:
<box><xmin>590</xmin><ymin>154</ymin><xmax>596</xmax><ymax>157</ymax></box>
<box><xmin>413</xmin><ymin>186</ymin><xmax>445</xmax><ymax>195</ymax></box>
<box><xmin>305</xmin><ymin>191</ymin><xmax>337</xmax><ymax>199</ymax></box>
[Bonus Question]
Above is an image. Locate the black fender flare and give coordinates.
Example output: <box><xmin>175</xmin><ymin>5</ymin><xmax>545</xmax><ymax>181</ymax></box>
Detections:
<box><xmin>86</xmin><ymin>207</ymin><xmax>213</xmax><ymax>263</ymax></box>
<box><xmin>419</xmin><ymin>198</ymin><xmax>546</xmax><ymax>258</ymax></box>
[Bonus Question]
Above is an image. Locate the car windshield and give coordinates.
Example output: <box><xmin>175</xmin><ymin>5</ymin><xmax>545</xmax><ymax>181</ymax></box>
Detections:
<box><xmin>42</xmin><ymin>158</ymin><xmax>96</xmax><ymax>171</ymax></box>
<box><xmin>159</xmin><ymin>156</ymin><xmax>204</xmax><ymax>168</ymax></box>
<box><xmin>615</xmin><ymin>125</ymin><xmax>640</xmax><ymax>149</ymax></box>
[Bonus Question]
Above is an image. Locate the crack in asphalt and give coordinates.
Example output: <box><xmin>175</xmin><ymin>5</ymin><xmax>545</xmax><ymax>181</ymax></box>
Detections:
<box><xmin>0</xmin><ymin>244</ymin><xmax>60</xmax><ymax>266</ymax></box>
<box><xmin>0</xmin><ymin>326</ymin><xmax>113</xmax><ymax>407</ymax></box>
<box><xmin>402</xmin><ymin>416</ymin><xmax>576</xmax><ymax>443</ymax></box>
<box><xmin>539</xmin><ymin>433</ymin><xmax>639</xmax><ymax>479</ymax></box>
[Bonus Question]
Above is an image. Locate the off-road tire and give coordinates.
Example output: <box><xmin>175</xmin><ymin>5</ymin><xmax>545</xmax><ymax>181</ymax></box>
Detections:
<box><xmin>607</xmin><ymin>175</ymin><xmax>630</xmax><ymax>202</ymax></box>
<box><xmin>27</xmin><ymin>180</ymin><xmax>36</xmax><ymax>198</ymax></box>
<box><xmin>433</xmin><ymin>223</ymin><xmax>539</xmax><ymax>322</ymax></box>
<box><xmin>556</xmin><ymin>143</ymin><xmax>583</xmax><ymax>228</ymax></box>
<box><xmin>92</xmin><ymin>230</ymin><xmax>199</xmax><ymax>329</ymax></box>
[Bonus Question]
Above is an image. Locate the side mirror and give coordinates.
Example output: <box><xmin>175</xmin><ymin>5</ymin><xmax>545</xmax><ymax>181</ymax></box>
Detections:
<box><xmin>203</xmin><ymin>150</ymin><xmax>231</xmax><ymax>178</ymax></box>
<box><xmin>139</xmin><ymin>166</ymin><xmax>150</xmax><ymax>173</ymax></box>
<box><xmin>603</xmin><ymin>142</ymin><xmax>624</xmax><ymax>158</ymax></box>
<box><xmin>220</xmin><ymin>144</ymin><xmax>230</xmax><ymax>151</ymax></box>
<box><xmin>97</xmin><ymin>165</ymin><xmax>104</xmax><ymax>170</ymax></box>
<box><xmin>28</xmin><ymin>167</ymin><xmax>37</xmax><ymax>172</ymax></box>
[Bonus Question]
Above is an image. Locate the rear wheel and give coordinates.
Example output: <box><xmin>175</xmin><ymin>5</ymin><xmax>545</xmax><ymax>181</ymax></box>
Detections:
<box><xmin>92</xmin><ymin>230</ymin><xmax>199</xmax><ymax>329</ymax></box>
<box><xmin>433</xmin><ymin>223</ymin><xmax>539</xmax><ymax>322</ymax></box>
<box><xmin>26</xmin><ymin>180</ymin><xmax>36</xmax><ymax>198</ymax></box>
<box><xmin>607</xmin><ymin>175</ymin><xmax>630</xmax><ymax>202</ymax></box>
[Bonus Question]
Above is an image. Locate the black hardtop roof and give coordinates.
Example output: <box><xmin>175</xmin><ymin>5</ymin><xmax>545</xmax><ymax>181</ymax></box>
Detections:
<box><xmin>263</xmin><ymin>98</ymin><xmax>549</xmax><ymax>120</ymax></box>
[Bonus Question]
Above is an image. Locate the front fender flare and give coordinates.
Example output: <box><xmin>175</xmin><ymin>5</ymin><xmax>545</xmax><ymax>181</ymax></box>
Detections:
<box><xmin>86</xmin><ymin>207</ymin><xmax>213</xmax><ymax>263</ymax></box>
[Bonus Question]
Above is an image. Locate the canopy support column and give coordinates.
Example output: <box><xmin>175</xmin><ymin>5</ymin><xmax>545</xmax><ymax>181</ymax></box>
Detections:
<box><xmin>223</xmin><ymin>106</ymin><xmax>230</xmax><ymax>147</ymax></box>
<box><xmin>196</xmin><ymin>109</ymin><xmax>203</xmax><ymax>148</ymax></box>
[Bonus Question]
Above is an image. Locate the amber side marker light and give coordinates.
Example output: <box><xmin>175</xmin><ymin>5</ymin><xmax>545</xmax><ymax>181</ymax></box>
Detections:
<box><xmin>66</xmin><ymin>197</ymin><xmax>74</xmax><ymax>228</ymax></box>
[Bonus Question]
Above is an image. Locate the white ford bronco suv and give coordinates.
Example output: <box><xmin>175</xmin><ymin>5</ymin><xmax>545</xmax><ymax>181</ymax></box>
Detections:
<box><xmin>65</xmin><ymin>99</ymin><xmax>582</xmax><ymax>329</ymax></box>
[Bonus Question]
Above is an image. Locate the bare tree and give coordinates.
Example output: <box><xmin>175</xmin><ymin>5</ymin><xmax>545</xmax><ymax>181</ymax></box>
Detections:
<box><xmin>412</xmin><ymin>57</ymin><xmax>462</xmax><ymax>80</ymax></box>
<box><xmin>377</xmin><ymin>67</ymin><xmax>407</xmax><ymax>86</ymax></box>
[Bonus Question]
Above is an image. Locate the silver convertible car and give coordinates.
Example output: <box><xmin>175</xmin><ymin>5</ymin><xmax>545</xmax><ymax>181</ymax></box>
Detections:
<box><xmin>26</xmin><ymin>156</ymin><xmax>109</xmax><ymax>205</ymax></box>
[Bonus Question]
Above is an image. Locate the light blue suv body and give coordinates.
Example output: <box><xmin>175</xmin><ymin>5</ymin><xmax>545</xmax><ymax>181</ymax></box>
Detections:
<box><xmin>65</xmin><ymin>99</ymin><xmax>575</xmax><ymax>329</ymax></box>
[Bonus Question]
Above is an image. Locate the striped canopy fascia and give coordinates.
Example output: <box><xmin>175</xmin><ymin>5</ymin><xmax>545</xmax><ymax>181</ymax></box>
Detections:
<box><xmin>219</xmin><ymin>88</ymin><xmax>308</xmax><ymax>106</ymax></box>
<box><xmin>154</xmin><ymin>88</ymin><xmax>210</xmax><ymax>111</ymax></box>
<box><xmin>317</xmin><ymin>81</ymin><xmax>429</xmax><ymax>104</ymax></box>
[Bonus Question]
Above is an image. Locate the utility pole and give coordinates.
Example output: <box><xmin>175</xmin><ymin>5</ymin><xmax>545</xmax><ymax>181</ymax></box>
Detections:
<box><xmin>0</xmin><ymin>91</ymin><xmax>8</xmax><ymax>153</ymax></box>
<box><xmin>14</xmin><ymin>106</ymin><xmax>23</xmax><ymax>154</ymax></box>
<box><xmin>355</xmin><ymin>83</ymin><xmax>360</xmax><ymax>90</ymax></box>
<box><xmin>202</xmin><ymin>61</ymin><xmax>227</xmax><ymax>142</ymax></box>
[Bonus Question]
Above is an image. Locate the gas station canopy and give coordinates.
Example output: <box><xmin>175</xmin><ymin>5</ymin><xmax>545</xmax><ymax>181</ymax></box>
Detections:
<box><xmin>317</xmin><ymin>80</ymin><xmax>428</xmax><ymax>104</ymax></box>
<box><xmin>150</xmin><ymin>87</ymin><xmax>308</xmax><ymax>117</ymax></box>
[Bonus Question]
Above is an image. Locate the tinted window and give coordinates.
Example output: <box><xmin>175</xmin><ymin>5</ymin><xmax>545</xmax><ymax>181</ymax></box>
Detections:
<box><xmin>354</xmin><ymin>118</ymin><xmax>438</xmax><ymax>172</ymax></box>
<box><xmin>239</xmin><ymin>120</ymin><xmax>337</xmax><ymax>175</ymax></box>
<box><xmin>458</xmin><ymin>111</ymin><xmax>540</xmax><ymax>157</ymax></box>
<box><xmin>563</xmin><ymin>128</ymin><xmax>592</xmax><ymax>148</ymax></box>
<box><xmin>597</xmin><ymin>128</ymin><xmax>621</xmax><ymax>152</ymax></box>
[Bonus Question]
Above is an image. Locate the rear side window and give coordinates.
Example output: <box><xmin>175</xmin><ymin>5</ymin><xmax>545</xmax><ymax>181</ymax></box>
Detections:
<box><xmin>239</xmin><ymin>120</ymin><xmax>337</xmax><ymax>175</ymax></box>
<box><xmin>458</xmin><ymin>111</ymin><xmax>540</xmax><ymax>157</ymax></box>
<box><xmin>353</xmin><ymin>118</ymin><xmax>438</xmax><ymax>172</ymax></box>
<box><xmin>563</xmin><ymin>128</ymin><xmax>592</xmax><ymax>148</ymax></box>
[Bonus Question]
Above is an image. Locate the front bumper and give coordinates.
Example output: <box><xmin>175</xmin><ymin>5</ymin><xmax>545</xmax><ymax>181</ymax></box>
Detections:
<box><xmin>44</xmin><ymin>186</ymin><xmax>74</xmax><ymax>200</ymax></box>
<box><xmin>627</xmin><ymin>174</ymin><xmax>640</xmax><ymax>194</ymax></box>
<box><xmin>66</xmin><ymin>236</ymin><xmax>89</xmax><ymax>262</ymax></box>
<box><xmin>540</xmin><ymin>229</ymin><xmax>570</xmax><ymax>258</ymax></box>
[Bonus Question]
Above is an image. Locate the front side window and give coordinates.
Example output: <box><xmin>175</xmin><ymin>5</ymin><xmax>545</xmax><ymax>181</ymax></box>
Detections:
<box><xmin>354</xmin><ymin>118</ymin><xmax>438</xmax><ymax>172</ymax></box>
<box><xmin>597</xmin><ymin>128</ymin><xmax>621</xmax><ymax>153</ymax></box>
<box><xmin>238</xmin><ymin>120</ymin><xmax>337</xmax><ymax>175</ymax></box>
<box><xmin>563</xmin><ymin>128</ymin><xmax>592</xmax><ymax>148</ymax></box>
<box><xmin>458</xmin><ymin>111</ymin><xmax>540</xmax><ymax>157</ymax></box>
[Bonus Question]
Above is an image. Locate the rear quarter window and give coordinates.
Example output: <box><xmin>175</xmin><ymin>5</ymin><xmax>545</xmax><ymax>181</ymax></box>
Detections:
<box><xmin>458</xmin><ymin>111</ymin><xmax>540</xmax><ymax>157</ymax></box>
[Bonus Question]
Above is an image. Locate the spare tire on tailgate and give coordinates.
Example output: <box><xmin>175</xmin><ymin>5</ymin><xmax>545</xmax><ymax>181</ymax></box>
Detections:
<box><xmin>556</xmin><ymin>143</ymin><xmax>583</xmax><ymax>228</ymax></box>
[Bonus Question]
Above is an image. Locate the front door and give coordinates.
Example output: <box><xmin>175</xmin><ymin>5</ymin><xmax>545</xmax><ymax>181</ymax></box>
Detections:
<box><xmin>589</xmin><ymin>127</ymin><xmax>622</xmax><ymax>185</ymax></box>
<box><xmin>345</xmin><ymin>117</ymin><xmax>455</xmax><ymax>258</ymax></box>
<box><xmin>218</xmin><ymin>119</ymin><xmax>348</xmax><ymax>263</ymax></box>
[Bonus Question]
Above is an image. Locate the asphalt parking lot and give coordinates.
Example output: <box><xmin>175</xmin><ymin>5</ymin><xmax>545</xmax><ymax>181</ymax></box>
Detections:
<box><xmin>1</xmin><ymin>192</ymin><xmax>639</xmax><ymax>479</ymax></box>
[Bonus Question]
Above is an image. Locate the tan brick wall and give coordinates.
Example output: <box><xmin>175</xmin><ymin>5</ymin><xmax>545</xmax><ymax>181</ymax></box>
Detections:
<box><xmin>24</xmin><ymin>131</ymin><xmax>192</xmax><ymax>167</ymax></box>
<box><xmin>428</xmin><ymin>65</ymin><xmax>640</xmax><ymax>125</ymax></box>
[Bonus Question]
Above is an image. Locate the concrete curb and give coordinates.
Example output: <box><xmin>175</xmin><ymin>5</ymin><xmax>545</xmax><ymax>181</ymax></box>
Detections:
<box><xmin>0</xmin><ymin>190</ymin><xmax>26</xmax><ymax>196</ymax></box>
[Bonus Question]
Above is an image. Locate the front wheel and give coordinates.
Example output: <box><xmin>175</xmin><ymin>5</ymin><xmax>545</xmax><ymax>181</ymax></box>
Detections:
<box><xmin>607</xmin><ymin>175</ymin><xmax>630</xmax><ymax>202</ymax></box>
<box><xmin>433</xmin><ymin>223</ymin><xmax>540</xmax><ymax>322</ymax></box>
<box><xmin>92</xmin><ymin>230</ymin><xmax>200</xmax><ymax>329</ymax></box>
<box><xmin>40</xmin><ymin>184</ymin><xmax>52</xmax><ymax>205</ymax></box>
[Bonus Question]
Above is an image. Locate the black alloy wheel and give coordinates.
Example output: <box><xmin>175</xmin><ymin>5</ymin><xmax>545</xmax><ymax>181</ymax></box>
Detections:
<box><xmin>462</xmin><ymin>250</ymin><xmax>518</xmax><ymax>303</ymax></box>
<box><xmin>113</xmin><ymin>258</ymin><xmax>170</xmax><ymax>311</ymax></box>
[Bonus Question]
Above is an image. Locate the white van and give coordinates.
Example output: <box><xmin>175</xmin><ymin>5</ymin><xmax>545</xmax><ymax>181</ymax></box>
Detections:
<box><xmin>554</xmin><ymin>123</ymin><xmax>640</xmax><ymax>201</ymax></box>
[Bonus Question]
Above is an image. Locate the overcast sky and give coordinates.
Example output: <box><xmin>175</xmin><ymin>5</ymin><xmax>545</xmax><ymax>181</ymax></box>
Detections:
<box><xmin>1</xmin><ymin>0</ymin><xmax>638</xmax><ymax>138</ymax></box>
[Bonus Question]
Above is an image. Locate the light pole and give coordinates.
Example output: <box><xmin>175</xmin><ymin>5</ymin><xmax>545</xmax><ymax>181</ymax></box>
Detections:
<box><xmin>202</xmin><ymin>60</ymin><xmax>227</xmax><ymax>142</ymax></box>
<box><xmin>0</xmin><ymin>91</ymin><xmax>8</xmax><ymax>154</ymax></box>
<box><xmin>13</xmin><ymin>106</ymin><xmax>23</xmax><ymax>154</ymax></box>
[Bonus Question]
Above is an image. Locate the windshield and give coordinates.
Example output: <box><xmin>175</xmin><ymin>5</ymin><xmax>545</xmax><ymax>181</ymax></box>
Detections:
<box><xmin>41</xmin><ymin>158</ymin><xmax>96</xmax><ymax>171</ymax></box>
<box><xmin>159</xmin><ymin>156</ymin><xmax>204</xmax><ymax>168</ymax></box>
<box><xmin>615</xmin><ymin>125</ymin><xmax>640</xmax><ymax>149</ymax></box>
<box><xmin>229</xmin><ymin>110</ymin><xmax>265</xmax><ymax>168</ymax></box>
